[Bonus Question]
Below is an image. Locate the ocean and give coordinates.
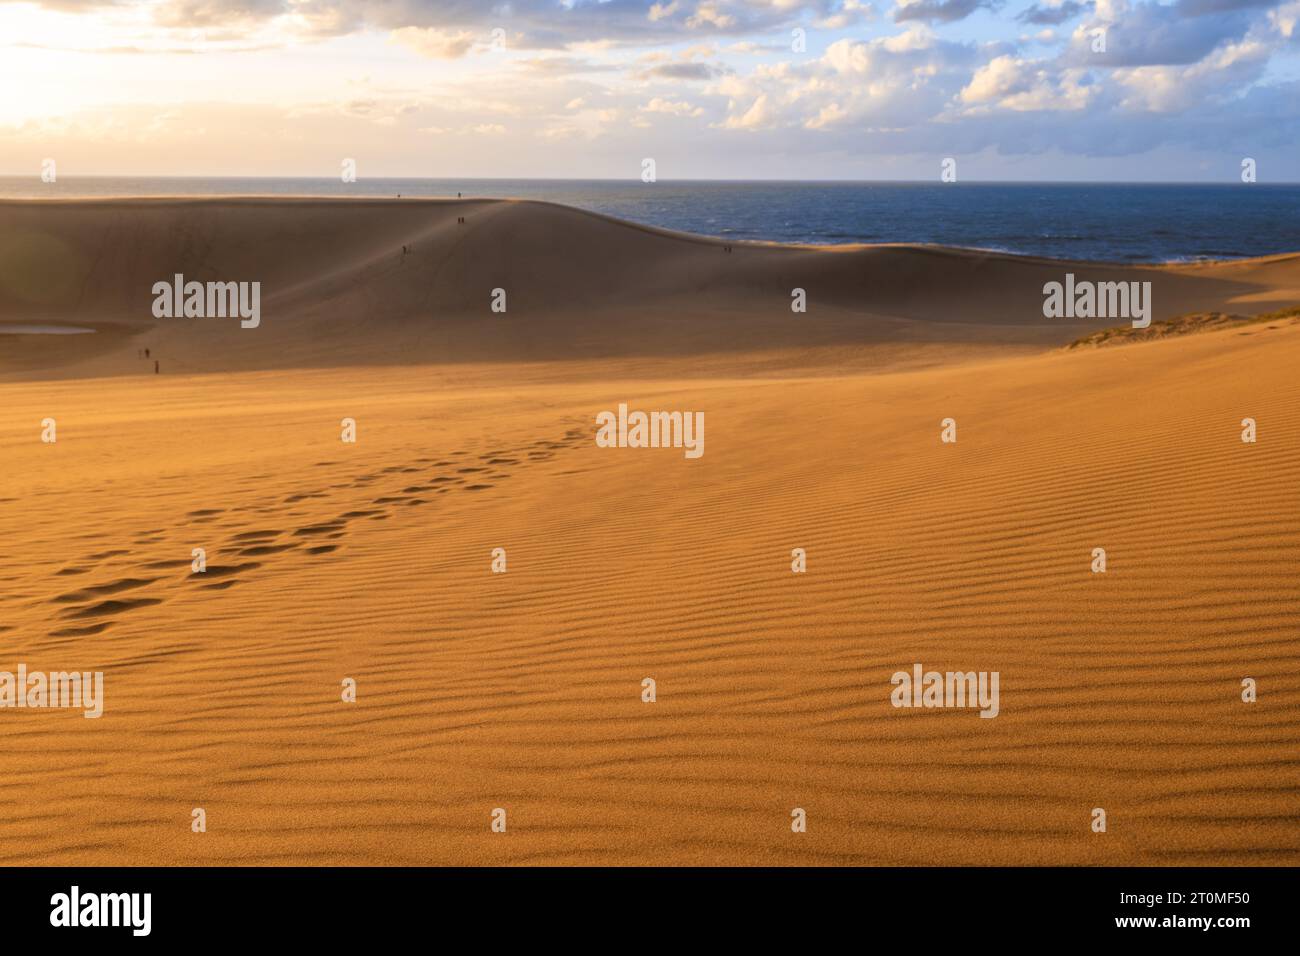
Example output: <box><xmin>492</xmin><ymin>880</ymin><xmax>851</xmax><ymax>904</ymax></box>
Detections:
<box><xmin>2</xmin><ymin>177</ymin><xmax>1297</xmax><ymax>263</ymax></box>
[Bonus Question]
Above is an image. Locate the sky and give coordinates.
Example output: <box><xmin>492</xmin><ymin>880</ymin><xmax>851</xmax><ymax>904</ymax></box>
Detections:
<box><xmin>0</xmin><ymin>0</ymin><xmax>1297</xmax><ymax>181</ymax></box>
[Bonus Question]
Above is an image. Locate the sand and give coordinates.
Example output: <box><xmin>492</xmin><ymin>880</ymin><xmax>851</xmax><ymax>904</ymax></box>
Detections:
<box><xmin>0</xmin><ymin>198</ymin><xmax>1296</xmax><ymax>865</ymax></box>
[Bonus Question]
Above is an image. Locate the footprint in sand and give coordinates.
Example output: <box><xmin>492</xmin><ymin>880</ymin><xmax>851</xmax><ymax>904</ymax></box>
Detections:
<box><xmin>63</xmin><ymin>597</ymin><xmax>163</xmax><ymax>620</ymax></box>
<box><xmin>142</xmin><ymin>558</ymin><xmax>193</xmax><ymax>570</ymax></box>
<box><xmin>188</xmin><ymin>561</ymin><xmax>262</xmax><ymax>580</ymax></box>
<box><xmin>236</xmin><ymin>543</ymin><xmax>300</xmax><ymax>556</ymax></box>
<box><xmin>85</xmin><ymin>549</ymin><xmax>131</xmax><ymax>561</ymax></box>
<box><xmin>36</xmin><ymin>427</ymin><xmax>580</xmax><ymax>638</ymax></box>
<box><xmin>293</xmin><ymin>522</ymin><xmax>347</xmax><ymax>537</ymax></box>
<box><xmin>52</xmin><ymin>577</ymin><xmax>159</xmax><ymax>604</ymax></box>
<box><xmin>230</xmin><ymin>529</ymin><xmax>282</xmax><ymax>542</ymax></box>
<box><xmin>50</xmin><ymin>622</ymin><xmax>113</xmax><ymax>638</ymax></box>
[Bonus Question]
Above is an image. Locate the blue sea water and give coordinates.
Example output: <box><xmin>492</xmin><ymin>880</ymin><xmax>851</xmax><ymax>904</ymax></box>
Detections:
<box><xmin>2</xmin><ymin>177</ymin><xmax>1297</xmax><ymax>263</ymax></box>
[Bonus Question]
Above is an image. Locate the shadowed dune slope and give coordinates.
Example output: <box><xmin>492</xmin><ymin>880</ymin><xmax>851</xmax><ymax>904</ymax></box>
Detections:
<box><xmin>2</xmin><ymin>197</ymin><xmax>1298</xmax><ymax>379</ymax></box>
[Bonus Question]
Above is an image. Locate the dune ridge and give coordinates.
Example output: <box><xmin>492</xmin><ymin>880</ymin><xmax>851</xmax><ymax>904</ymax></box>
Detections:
<box><xmin>3</xmin><ymin>197</ymin><xmax>1299</xmax><ymax>380</ymax></box>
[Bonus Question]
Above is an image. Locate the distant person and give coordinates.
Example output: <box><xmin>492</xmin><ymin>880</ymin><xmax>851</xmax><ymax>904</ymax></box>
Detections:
<box><xmin>145</xmin><ymin>348</ymin><xmax>150</xmax><ymax>358</ymax></box>
<box><xmin>154</xmin><ymin>360</ymin><xmax>159</xmax><ymax>375</ymax></box>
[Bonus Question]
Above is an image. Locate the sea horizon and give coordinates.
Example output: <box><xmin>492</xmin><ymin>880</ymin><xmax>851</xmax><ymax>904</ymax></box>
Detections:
<box><xmin>5</xmin><ymin>177</ymin><xmax>1298</xmax><ymax>263</ymax></box>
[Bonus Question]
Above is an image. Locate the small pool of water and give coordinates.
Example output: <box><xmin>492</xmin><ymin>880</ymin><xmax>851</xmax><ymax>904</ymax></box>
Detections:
<box><xmin>0</xmin><ymin>324</ymin><xmax>96</xmax><ymax>335</ymax></box>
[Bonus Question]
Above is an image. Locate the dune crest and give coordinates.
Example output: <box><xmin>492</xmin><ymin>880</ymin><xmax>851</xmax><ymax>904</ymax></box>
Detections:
<box><xmin>3</xmin><ymin>197</ymin><xmax>1299</xmax><ymax>380</ymax></box>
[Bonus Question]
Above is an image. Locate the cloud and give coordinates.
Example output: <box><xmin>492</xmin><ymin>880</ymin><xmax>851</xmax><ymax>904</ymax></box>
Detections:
<box><xmin>5</xmin><ymin>0</ymin><xmax>1299</xmax><ymax>179</ymax></box>
<box><xmin>8</xmin><ymin>0</ymin><xmax>878</xmax><ymax>50</ymax></box>
<box><xmin>1112</xmin><ymin>35</ymin><xmax>1271</xmax><ymax>109</ymax></box>
<box><xmin>1062</xmin><ymin>0</ymin><xmax>1277</xmax><ymax>66</ymax></box>
<box><xmin>1018</xmin><ymin>0</ymin><xmax>1091</xmax><ymax>24</ymax></box>
<box><xmin>686</xmin><ymin>2</ymin><xmax>738</xmax><ymax>28</ymax></box>
<box><xmin>699</xmin><ymin>7</ymin><xmax>1295</xmax><ymax>169</ymax></box>
<box><xmin>893</xmin><ymin>0</ymin><xmax>1001</xmax><ymax>22</ymax></box>
<box><xmin>389</xmin><ymin>26</ymin><xmax>478</xmax><ymax>59</ymax></box>
<box><xmin>2</xmin><ymin>0</ymin><xmax>126</xmax><ymax>9</ymax></box>
<box><xmin>519</xmin><ymin>55</ymin><xmax>623</xmax><ymax>76</ymax></box>
<box><xmin>1271</xmin><ymin>0</ymin><xmax>1300</xmax><ymax>38</ymax></box>
<box><xmin>714</xmin><ymin>30</ymin><xmax>982</xmax><ymax>132</ymax></box>
<box><xmin>815</xmin><ymin>0</ymin><xmax>878</xmax><ymax>28</ymax></box>
<box><xmin>640</xmin><ymin>96</ymin><xmax>705</xmax><ymax>115</ymax></box>
<box><xmin>641</xmin><ymin>61</ymin><xmax>726</xmax><ymax>79</ymax></box>
<box><xmin>959</xmin><ymin>54</ymin><xmax>1096</xmax><ymax>109</ymax></box>
<box><xmin>151</xmin><ymin>0</ymin><xmax>290</xmax><ymax>28</ymax></box>
<box><xmin>133</xmin><ymin>0</ymin><xmax>868</xmax><ymax>48</ymax></box>
<box><xmin>1178</xmin><ymin>0</ymin><xmax>1281</xmax><ymax>12</ymax></box>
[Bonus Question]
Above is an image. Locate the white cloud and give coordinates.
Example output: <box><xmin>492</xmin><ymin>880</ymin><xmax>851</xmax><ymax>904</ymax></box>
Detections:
<box><xmin>959</xmin><ymin>54</ymin><xmax>1095</xmax><ymax>110</ymax></box>
<box><xmin>1114</xmin><ymin>37</ymin><xmax>1271</xmax><ymax>110</ymax></box>
<box><xmin>1269</xmin><ymin>0</ymin><xmax>1300</xmax><ymax>37</ymax></box>
<box><xmin>389</xmin><ymin>26</ymin><xmax>477</xmax><ymax>59</ymax></box>
<box><xmin>640</xmin><ymin>97</ymin><xmax>705</xmax><ymax>116</ymax></box>
<box><xmin>687</xmin><ymin>3</ymin><xmax>738</xmax><ymax>29</ymax></box>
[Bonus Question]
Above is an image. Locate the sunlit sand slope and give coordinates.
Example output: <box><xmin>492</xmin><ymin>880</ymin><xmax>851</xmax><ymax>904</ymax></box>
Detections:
<box><xmin>1</xmin><ymin>316</ymin><xmax>1296</xmax><ymax>865</ymax></box>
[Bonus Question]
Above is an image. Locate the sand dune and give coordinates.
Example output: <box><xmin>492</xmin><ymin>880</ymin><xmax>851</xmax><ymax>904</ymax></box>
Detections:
<box><xmin>3</xmin><ymin>197</ymin><xmax>1298</xmax><ymax>379</ymax></box>
<box><xmin>0</xmin><ymin>199</ymin><xmax>1297</xmax><ymax>865</ymax></box>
